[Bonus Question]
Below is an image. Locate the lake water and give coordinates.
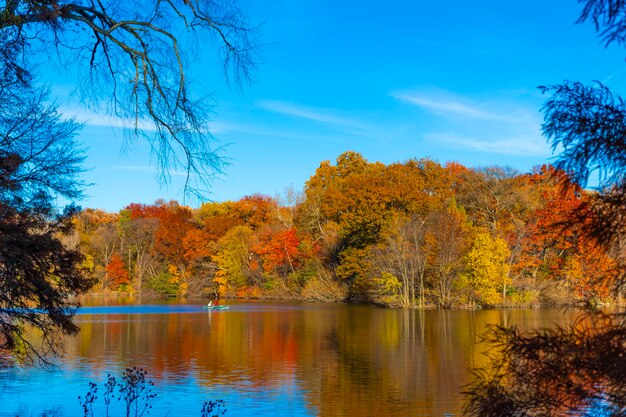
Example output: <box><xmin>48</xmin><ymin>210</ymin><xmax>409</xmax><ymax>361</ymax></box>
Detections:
<box><xmin>0</xmin><ymin>300</ymin><xmax>580</xmax><ymax>416</ymax></box>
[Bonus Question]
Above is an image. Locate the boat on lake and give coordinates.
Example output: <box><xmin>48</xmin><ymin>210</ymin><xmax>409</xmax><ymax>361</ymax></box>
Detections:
<box><xmin>203</xmin><ymin>305</ymin><xmax>230</xmax><ymax>311</ymax></box>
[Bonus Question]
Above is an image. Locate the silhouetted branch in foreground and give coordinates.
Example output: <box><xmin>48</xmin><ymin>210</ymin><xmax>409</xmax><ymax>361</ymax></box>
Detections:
<box><xmin>464</xmin><ymin>311</ymin><xmax>626</xmax><ymax>416</ymax></box>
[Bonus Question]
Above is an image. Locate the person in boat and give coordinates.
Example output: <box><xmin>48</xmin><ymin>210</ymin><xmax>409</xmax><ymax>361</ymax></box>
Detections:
<box><xmin>207</xmin><ymin>301</ymin><xmax>213</xmax><ymax>308</ymax></box>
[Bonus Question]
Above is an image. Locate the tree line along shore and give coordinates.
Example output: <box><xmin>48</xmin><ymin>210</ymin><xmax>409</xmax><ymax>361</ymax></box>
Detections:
<box><xmin>70</xmin><ymin>151</ymin><xmax>621</xmax><ymax>309</ymax></box>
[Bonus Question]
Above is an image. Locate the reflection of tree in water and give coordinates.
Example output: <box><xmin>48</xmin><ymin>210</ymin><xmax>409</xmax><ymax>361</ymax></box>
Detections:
<box><xmin>68</xmin><ymin>306</ymin><xmax>572</xmax><ymax>416</ymax></box>
<box><xmin>296</xmin><ymin>308</ymin><xmax>524</xmax><ymax>417</ymax></box>
<box><xmin>465</xmin><ymin>1</ymin><xmax>626</xmax><ymax>415</ymax></box>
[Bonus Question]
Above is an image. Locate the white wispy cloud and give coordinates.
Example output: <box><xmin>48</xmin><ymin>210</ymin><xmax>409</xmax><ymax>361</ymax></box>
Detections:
<box><xmin>258</xmin><ymin>100</ymin><xmax>366</xmax><ymax>130</ymax></box>
<box><xmin>392</xmin><ymin>91</ymin><xmax>505</xmax><ymax>120</ymax></box>
<box><xmin>424</xmin><ymin>132</ymin><xmax>549</xmax><ymax>157</ymax></box>
<box><xmin>64</xmin><ymin>107</ymin><xmax>237</xmax><ymax>137</ymax></box>
<box><xmin>60</xmin><ymin>106</ymin><xmax>158</xmax><ymax>131</ymax></box>
<box><xmin>392</xmin><ymin>87</ymin><xmax>550</xmax><ymax>157</ymax></box>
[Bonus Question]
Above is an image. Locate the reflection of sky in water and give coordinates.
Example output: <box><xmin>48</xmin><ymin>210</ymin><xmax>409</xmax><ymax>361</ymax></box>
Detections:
<box><xmin>0</xmin><ymin>366</ymin><xmax>312</xmax><ymax>416</ymax></box>
<box><xmin>74</xmin><ymin>302</ymin><xmax>305</xmax><ymax>316</ymax></box>
<box><xmin>582</xmin><ymin>396</ymin><xmax>616</xmax><ymax>417</ymax></box>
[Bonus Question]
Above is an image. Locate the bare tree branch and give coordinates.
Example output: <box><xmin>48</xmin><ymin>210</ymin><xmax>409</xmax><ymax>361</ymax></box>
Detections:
<box><xmin>0</xmin><ymin>0</ymin><xmax>259</xmax><ymax>198</ymax></box>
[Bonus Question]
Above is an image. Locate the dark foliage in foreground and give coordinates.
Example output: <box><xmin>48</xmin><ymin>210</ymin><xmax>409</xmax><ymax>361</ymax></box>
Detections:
<box><xmin>540</xmin><ymin>81</ymin><xmax>626</xmax><ymax>252</ymax></box>
<box><xmin>0</xmin><ymin>73</ymin><xmax>94</xmax><ymax>364</ymax></box>
<box><xmin>79</xmin><ymin>367</ymin><xmax>226</xmax><ymax>417</ymax></box>
<box><xmin>464</xmin><ymin>311</ymin><xmax>626</xmax><ymax>416</ymax></box>
<box><xmin>79</xmin><ymin>367</ymin><xmax>156</xmax><ymax>417</ymax></box>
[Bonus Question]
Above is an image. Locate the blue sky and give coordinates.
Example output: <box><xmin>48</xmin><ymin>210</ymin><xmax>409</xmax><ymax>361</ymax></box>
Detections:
<box><xmin>52</xmin><ymin>0</ymin><xmax>626</xmax><ymax>212</ymax></box>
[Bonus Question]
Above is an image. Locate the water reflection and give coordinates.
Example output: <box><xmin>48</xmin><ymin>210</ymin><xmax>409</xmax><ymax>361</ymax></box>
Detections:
<box><xmin>0</xmin><ymin>302</ymin><xmax>580</xmax><ymax>416</ymax></box>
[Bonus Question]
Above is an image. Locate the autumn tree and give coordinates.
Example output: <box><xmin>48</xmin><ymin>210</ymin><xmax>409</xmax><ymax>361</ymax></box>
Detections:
<box><xmin>73</xmin><ymin>209</ymin><xmax>119</xmax><ymax>290</ymax></box>
<box><xmin>152</xmin><ymin>201</ymin><xmax>194</xmax><ymax>268</ymax></box>
<box><xmin>457</xmin><ymin>166</ymin><xmax>528</xmax><ymax>236</ymax></box>
<box><xmin>456</xmin><ymin>166</ymin><xmax>537</xmax><ymax>305</ymax></box>
<box><xmin>301</xmin><ymin>152</ymin><xmax>454</xmax><ymax>301</ymax></box>
<box><xmin>254</xmin><ymin>228</ymin><xmax>300</xmax><ymax>277</ymax></box>
<box><xmin>123</xmin><ymin>201</ymin><xmax>197</xmax><ymax>296</ymax></box>
<box><xmin>520</xmin><ymin>166</ymin><xmax>616</xmax><ymax>303</ymax></box>
<box><xmin>88</xmin><ymin>223</ymin><xmax>118</xmax><ymax>290</ymax></box>
<box><xmin>230</xmin><ymin>194</ymin><xmax>278</xmax><ymax>230</ymax></box>
<box><xmin>196</xmin><ymin>202</ymin><xmax>244</xmax><ymax>242</ymax></box>
<box><xmin>105</xmin><ymin>254</ymin><xmax>131</xmax><ymax>290</ymax></box>
<box><xmin>371</xmin><ymin>215</ymin><xmax>429</xmax><ymax>308</ymax></box>
<box><xmin>461</xmin><ymin>230</ymin><xmax>510</xmax><ymax>307</ymax></box>
<box><xmin>212</xmin><ymin>225</ymin><xmax>256</xmax><ymax>296</ymax></box>
<box><xmin>245</xmin><ymin>190</ymin><xmax>320</xmax><ymax>294</ymax></box>
<box><xmin>66</xmin><ymin>154</ymin><xmax>623</xmax><ymax>308</ymax></box>
<box><xmin>180</xmin><ymin>226</ymin><xmax>217</xmax><ymax>294</ymax></box>
<box><xmin>426</xmin><ymin>200</ymin><xmax>469</xmax><ymax>308</ymax></box>
<box><xmin>561</xmin><ymin>240</ymin><xmax>616</xmax><ymax>302</ymax></box>
<box><xmin>122</xmin><ymin>215</ymin><xmax>158</xmax><ymax>292</ymax></box>
<box><xmin>274</xmin><ymin>186</ymin><xmax>303</xmax><ymax>230</ymax></box>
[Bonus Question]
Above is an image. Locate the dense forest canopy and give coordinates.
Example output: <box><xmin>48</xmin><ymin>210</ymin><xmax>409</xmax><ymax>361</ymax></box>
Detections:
<box><xmin>72</xmin><ymin>152</ymin><xmax>622</xmax><ymax>308</ymax></box>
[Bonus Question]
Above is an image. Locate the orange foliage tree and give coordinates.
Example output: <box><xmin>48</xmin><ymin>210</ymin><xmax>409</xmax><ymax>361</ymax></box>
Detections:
<box><xmin>106</xmin><ymin>254</ymin><xmax>131</xmax><ymax>290</ymax></box>
<box><xmin>253</xmin><ymin>228</ymin><xmax>301</xmax><ymax>276</ymax></box>
<box><xmin>522</xmin><ymin>166</ymin><xmax>617</xmax><ymax>303</ymax></box>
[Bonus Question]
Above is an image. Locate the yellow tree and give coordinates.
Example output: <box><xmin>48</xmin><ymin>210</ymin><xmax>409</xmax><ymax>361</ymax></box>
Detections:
<box><xmin>461</xmin><ymin>230</ymin><xmax>511</xmax><ymax>307</ymax></box>
<box><xmin>212</xmin><ymin>225</ymin><xmax>255</xmax><ymax>296</ymax></box>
